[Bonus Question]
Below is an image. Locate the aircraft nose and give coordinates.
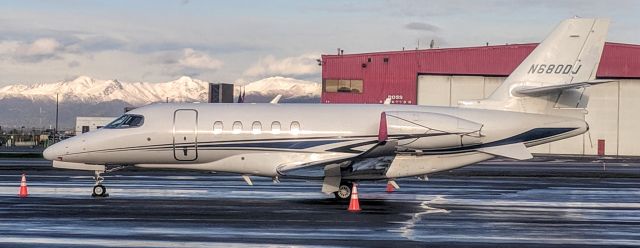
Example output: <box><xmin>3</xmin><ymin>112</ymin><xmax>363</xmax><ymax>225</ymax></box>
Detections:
<box><xmin>43</xmin><ymin>143</ymin><xmax>62</xmax><ymax>161</ymax></box>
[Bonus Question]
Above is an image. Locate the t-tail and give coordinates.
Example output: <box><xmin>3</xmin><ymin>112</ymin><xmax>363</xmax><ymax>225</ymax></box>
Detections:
<box><xmin>460</xmin><ymin>18</ymin><xmax>610</xmax><ymax>117</ymax></box>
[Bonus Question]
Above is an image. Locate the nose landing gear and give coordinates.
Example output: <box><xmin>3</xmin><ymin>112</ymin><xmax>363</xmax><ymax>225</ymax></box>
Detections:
<box><xmin>89</xmin><ymin>165</ymin><xmax>129</xmax><ymax>198</ymax></box>
<box><xmin>91</xmin><ymin>170</ymin><xmax>108</xmax><ymax>197</ymax></box>
<box><xmin>92</xmin><ymin>184</ymin><xmax>107</xmax><ymax>197</ymax></box>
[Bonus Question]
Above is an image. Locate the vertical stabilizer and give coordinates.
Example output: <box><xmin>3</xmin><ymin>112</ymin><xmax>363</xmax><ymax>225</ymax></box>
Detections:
<box><xmin>461</xmin><ymin>18</ymin><xmax>610</xmax><ymax>115</ymax></box>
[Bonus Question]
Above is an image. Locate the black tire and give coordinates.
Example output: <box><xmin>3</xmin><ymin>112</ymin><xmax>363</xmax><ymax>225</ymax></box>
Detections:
<box><xmin>92</xmin><ymin>184</ymin><xmax>107</xmax><ymax>197</ymax></box>
<box><xmin>333</xmin><ymin>182</ymin><xmax>353</xmax><ymax>201</ymax></box>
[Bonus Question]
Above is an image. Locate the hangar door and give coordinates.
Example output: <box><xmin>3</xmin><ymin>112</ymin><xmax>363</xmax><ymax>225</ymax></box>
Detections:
<box><xmin>416</xmin><ymin>75</ymin><xmax>504</xmax><ymax>106</ymax></box>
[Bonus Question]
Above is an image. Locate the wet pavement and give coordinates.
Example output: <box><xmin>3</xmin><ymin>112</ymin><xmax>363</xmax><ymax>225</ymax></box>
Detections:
<box><xmin>0</xmin><ymin>158</ymin><xmax>639</xmax><ymax>247</ymax></box>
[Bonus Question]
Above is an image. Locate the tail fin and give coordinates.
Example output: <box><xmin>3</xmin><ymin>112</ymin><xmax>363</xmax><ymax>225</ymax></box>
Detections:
<box><xmin>461</xmin><ymin>18</ymin><xmax>610</xmax><ymax>115</ymax></box>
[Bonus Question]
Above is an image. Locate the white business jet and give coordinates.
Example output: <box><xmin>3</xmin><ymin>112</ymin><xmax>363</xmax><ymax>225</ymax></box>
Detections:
<box><xmin>44</xmin><ymin>18</ymin><xmax>609</xmax><ymax>199</ymax></box>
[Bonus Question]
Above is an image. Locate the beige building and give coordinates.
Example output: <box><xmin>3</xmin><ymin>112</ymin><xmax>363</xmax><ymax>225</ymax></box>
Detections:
<box><xmin>75</xmin><ymin>117</ymin><xmax>118</xmax><ymax>135</ymax></box>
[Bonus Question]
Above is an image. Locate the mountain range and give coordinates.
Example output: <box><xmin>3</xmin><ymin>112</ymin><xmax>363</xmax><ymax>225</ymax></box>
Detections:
<box><xmin>0</xmin><ymin>76</ymin><xmax>320</xmax><ymax>130</ymax></box>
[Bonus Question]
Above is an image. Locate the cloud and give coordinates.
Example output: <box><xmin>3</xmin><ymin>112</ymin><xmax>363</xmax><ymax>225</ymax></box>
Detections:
<box><xmin>405</xmin><ymin>22</ymin><xmax>440</xmax><ymax>32</ymax></box>
<box><xmin>0</xmin><ymin>27</ymin><xmax>128</xmax><ymax>54</ymax></box>
<box><xmin>244</xmin><ymin>53</ymin><xmax>321</xmax><ymax>78</ymax></box>
<box><xmin>0</xmin><ymin>38</ymin><xmax>62</xmax><ymax>62</ymax></box>
<box><xmin>67</xmin><ymin>60</ymin><xmax>80</xmax><ymax>68</ymax></box>
<box><xmin>177</xmin><ymin>48</ymin><xmax>223</xmax><ymax>70</ymax></box>
<box><xmin>19</xmin><ymin>38</ymin><xmax>61</xmax><ymax>56</ymax></box>
<box><xmin>66</xmin><ymin>36</ymin><xmax>127</xmax><ymax>53</ymax></box>
<box><xmin>129</xmin><ymin>41</ymin><xmax>266</xmax><ymax>55</ymax></box>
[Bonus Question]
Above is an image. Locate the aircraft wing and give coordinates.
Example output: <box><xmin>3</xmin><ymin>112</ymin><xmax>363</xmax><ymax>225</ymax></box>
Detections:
<box><xmin>275</xmin><ymin>154</ymin><xmax>354</xmax><ymax>178</ymax></box>
<box><xmin>477</xmin><ymin>142</ymin><xmax>533</xmax><ymax>160</ymax></box>
<box><xmin>275</xmin><ymin>140</ymin><xmax>394</xmax><ymax>178</ymax></box>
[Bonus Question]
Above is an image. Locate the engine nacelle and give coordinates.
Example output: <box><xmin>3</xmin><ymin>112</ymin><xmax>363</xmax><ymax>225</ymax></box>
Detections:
<box><xmin>385</xmin><ymin>111</ymin><xmax>483</xmax><ymax>150</ymax></box>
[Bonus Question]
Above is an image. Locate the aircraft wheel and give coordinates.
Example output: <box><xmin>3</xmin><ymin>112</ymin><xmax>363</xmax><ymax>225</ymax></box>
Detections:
<box><xmin>92</xmin><ymin>184</ymin><xmax>108</xmax><ymax>197</ymax></box>
<box><xmin>334</xmin><ymin>182</ymin><xmax>353</xmax><ymax>201</ymax></box>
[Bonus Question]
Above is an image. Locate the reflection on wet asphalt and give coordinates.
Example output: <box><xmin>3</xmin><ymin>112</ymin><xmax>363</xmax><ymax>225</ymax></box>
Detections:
<box><xmin>0</xmin><ymin>158</ymin><xmax>639</xmax><ymax>247</ymax></box>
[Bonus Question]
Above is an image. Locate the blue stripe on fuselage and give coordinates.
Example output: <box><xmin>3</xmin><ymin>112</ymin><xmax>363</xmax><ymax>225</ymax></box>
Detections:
<box><xmin>420</xmin><ymin>127</ymin><xmax>577</xmax><ymax>153</ymax></box>
<box><xmin>490</xmin><ymin>127</ymin><xmax>576</xmax><ymax>146</ymax></box>
<box><xmin>197</xmin><ymin>139</ymin><xmax>348</xmax><ymax>150</ymax></box>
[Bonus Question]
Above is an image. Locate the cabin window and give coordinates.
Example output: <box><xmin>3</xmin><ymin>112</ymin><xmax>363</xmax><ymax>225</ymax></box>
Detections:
<box><xmin>290</xmin><ymin>121</ymin><xmax>301</xmax><ymax>135</ymax></box>
<box><xmin>252</xmin><ymin>121</ymin><xmax>262</xmax><ymax>134</ymax></box>
<box><xmin>104</xmin><ymin>114</ymin><xmax>144</xmax><ymax>129</ymax></box>
<box><xmin>213</xmin><ymin>121</ymin><xmax>223</xmax><ymax>134</ymax></box>
<box><xmin>271</xmin><ymin>121</ymin><xmax>281</xmax><ymax>134</ymax></box>
<box><xmin>232</xmin><ymin>121</ymin><xmax>243</xmax><ymax>134</ymax></box>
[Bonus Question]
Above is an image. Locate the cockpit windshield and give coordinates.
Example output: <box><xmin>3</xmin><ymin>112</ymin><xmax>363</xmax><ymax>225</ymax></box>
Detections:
<box><xmin>104</xmin><ymin>114</ymin><xmax>144</xmax><ymax>129</ymax></box>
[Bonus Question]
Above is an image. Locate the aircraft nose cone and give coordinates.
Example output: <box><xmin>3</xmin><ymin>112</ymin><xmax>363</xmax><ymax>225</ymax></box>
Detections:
<box><xmin>43</xmin><ymin>144</ymin><xmax>61</xmax><ymax>161</ymax></box>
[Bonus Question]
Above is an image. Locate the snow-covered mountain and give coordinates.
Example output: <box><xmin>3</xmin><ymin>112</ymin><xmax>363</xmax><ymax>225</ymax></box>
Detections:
<box><xmin>0</xmin><ymin>76</ymin><xmax>320</xmax><ymax>129</ymax></box>
<box><xmin>0</xmin><ymin>75</ymin><xmax>320</xmax><ymax>105</ymax></box>
<box><xmin>0</xmin><ymin>76</ymin><xmax>208</xmax><ymax>105</ymax></box>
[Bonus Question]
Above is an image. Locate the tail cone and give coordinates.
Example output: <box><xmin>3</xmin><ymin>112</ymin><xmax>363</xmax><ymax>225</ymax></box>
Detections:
<box><xmin>348</xmin><ymin>183</ymin><xmax>361</xmax><ymax>212</ymax></box>
<box><xmin>19</xmin><ymin>174</ymin><xmax>28</xmax><ymax>198</ymax></box>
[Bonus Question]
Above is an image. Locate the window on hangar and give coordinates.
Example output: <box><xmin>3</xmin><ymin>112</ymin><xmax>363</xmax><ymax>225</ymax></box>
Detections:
<box><xmin>323</xmin><ymin>79</ymin><xmax>363</xmax><ymax>93</ymax></box>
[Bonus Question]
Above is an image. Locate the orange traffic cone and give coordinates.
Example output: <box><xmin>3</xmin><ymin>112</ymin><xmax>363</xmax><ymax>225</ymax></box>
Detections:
<box><xmin>348</xmin><ymin>183</ymin><xmax>361</xmax><ymax>212</ymax></box>
<box><xmin>19</xmin><ymin>174</ymin><xmax>28</xmax><ymax>198</ymax></box>
<box><xmin>386</xmin><ymin>181</ymin><xmax>395</xmax><ymax>193</ymax></box>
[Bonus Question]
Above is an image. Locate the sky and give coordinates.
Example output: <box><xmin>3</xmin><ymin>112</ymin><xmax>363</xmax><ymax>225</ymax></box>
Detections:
<box><xmin>0</xmin><ymin>0</ymin><xmax>639</xmax><ymax>86</ymax></box>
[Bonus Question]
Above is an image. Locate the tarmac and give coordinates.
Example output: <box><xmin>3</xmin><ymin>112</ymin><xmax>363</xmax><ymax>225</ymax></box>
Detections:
<box><xmin>0</xmin><ymin>157</ymin><xmax>639</xmax><ymax>247</ymax></box>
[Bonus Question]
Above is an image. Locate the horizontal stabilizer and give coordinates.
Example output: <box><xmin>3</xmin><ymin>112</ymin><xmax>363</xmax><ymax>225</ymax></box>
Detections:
<box><xmin>477</xmin><ymin>142</ymin><xmax>532</xmax><ymax>160</ymax></box>
<box><xmin>513</xmin><ymin>80</ymin><xmax>614</xmax><ymax>96</ymax></box>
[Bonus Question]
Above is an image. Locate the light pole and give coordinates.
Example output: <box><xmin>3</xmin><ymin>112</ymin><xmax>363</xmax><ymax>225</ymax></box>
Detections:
<box><xmin>55</xmin><ymin>93</ymin><xmax>59</xmax><ymax>143</ymax></box>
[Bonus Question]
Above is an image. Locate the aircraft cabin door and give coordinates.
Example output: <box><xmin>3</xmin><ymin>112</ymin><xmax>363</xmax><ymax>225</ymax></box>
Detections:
<box><xmin>173</xmin><ymin>109</ymin><xmax>198</xmax><ymax>161</ymax></box>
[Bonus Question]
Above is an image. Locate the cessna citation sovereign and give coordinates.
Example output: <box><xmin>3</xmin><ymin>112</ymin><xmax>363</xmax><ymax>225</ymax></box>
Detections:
<box><xmin>45</xmin><ymin>18</ymin><xmax>610</xmax><ymax>199</ymax></box>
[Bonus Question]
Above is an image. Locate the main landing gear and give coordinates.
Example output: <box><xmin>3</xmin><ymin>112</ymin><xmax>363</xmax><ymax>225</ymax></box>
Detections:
<box><xmin>334</xmin><ymin>181</ymin><xmax>353</xmax><ymax>201</ymax></box>
<box><xmin>92</xmin><ymin>170</ymin><xmax>108</xmax><ymax>197</ymax></box>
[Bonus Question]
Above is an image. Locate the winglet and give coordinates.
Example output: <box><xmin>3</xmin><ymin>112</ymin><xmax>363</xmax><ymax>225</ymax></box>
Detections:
<box><xmin>378</xmin><ymin>112</ymin><xmax>388</xmax><ymax>142</ymax></box>
<box><xmin>383</xmin><ymin>97</ymin><xmax>392</xmax><ymax>105</ymax></box>
<box><xmin>270</xmin><ymin>95</ymin><xmax>282</xmax><ymax>104</ymax></box>
<box><xmin>477</xmin><ymin>142</ymin><xmax>533</xmax><ymax>160</ymax></box>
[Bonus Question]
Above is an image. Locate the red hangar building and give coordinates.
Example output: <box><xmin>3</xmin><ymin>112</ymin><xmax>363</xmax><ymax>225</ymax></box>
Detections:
<box><xmin>320</xmin><ymin>43</ymin><xmax>640</xmax><ymax>156</ymax></box>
